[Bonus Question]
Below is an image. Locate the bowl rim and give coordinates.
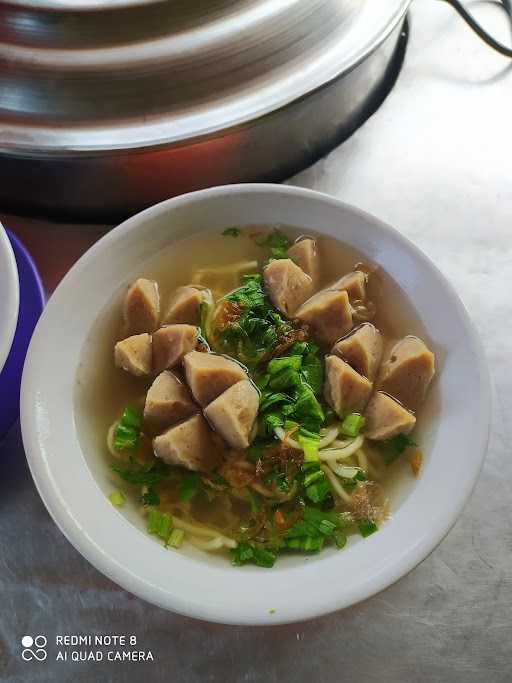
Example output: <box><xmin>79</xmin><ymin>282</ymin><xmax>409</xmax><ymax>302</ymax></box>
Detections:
<box><xmin>20</xmin><ymin>183</ymin><xmax>492</xmax><ymax>625</ymax></box>
<box><xmin>0</xmin><ymin>223</ymin><xmax>20</xmax><ymax>374</ymax></box>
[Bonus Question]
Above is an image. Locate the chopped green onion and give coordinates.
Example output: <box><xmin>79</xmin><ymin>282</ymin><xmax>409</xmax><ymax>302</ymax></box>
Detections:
<box><xmin>340</xmin><ymin>413</ymin><xmax>366</xmax><ymax>438</ymax></box>
<box><xmin>298</xmin><ymin>429</ymin><xmax>320</xmax><ymax>462</ymax></box>
<box><xmin>284</xmin><ymin>536</ymin><xmax>324</xmax><ymax>552</ymax></box>
<box><xmin>108</xmin><ymin>490</ymin><xmax>126</xmax><ymax>507</ymax></box>
<box><xmin>303</xmin><ymin>468</ymin><xmax>324</xmax><ymax>487</ymax></box>
<box><xmin>358</xmin><ymin>519</ymin><xmax>378</xmax><ymax>538</ymax></box>
<box><xmin>230</xmin><ymin>543</ymin><xmax>277</xmax><ymax>568</ymax></box>
<box><xmin>167</xmin><ymin>528</ymin><xmax>185</xmax><ymax>549</ymax></box>
<box><xmin>222</xmin><ymin>227</ymin><xmax>241</xmax><ymax>237</ymax></box>
<box><xmin>286</xmin><ymin>507</ymin><xmax>343</xmax><ymax>539</ymax></box>
<box><xmin>147</xmin><ymin>509</ymin><xmax>173</xmax><ymax>541</ymax></box>
<box><xmin>334</xmin><ymin>529</ymin><xmax>348</xmax><ymax>549</ymax></box>
<box><xmin>306</xmin><ymin>479</ymin><xmax>331</xmax><ymax>504</ymax></box>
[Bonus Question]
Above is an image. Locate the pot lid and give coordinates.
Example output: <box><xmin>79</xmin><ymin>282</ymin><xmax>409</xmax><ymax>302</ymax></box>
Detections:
<box><xmin>0</xmin><ymin>0</ymin><xmax>410</xmax><ymax>153</ymax></box>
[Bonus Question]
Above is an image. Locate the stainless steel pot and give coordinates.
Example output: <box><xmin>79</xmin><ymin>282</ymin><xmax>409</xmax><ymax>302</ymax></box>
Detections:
<box><xmin>0</xmin><ymin>0</ymin><xmax>411</xmax><ymax>220</ymax></box>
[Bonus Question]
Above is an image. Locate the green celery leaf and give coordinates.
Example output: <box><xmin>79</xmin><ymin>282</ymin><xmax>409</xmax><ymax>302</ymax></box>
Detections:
<box><xmin>256</xmin><ymin>229</ymin><xmax>292</xmax><ymax>259</ymax></box>
<box><xmin>142</xmin><ymin>486</ymin><xmax>160</xmax><ymax>506</ymax></box>
<box><xmin>268</xmin><ymin>368</ymin><xmax>300</xmax><ymax>391</ymax></box>
<box><xmin>112</xmin><ymin>459</ymin><xmax>170</xmax><ymax>487</ymax></box>
<box><xmin>268</xmin><ymin>355</ymin><xmax>302</xmax><ymax>375</ymax></box>
<box><xmin>378</xmin><ymin>433</ymin><xmax>417</xmax><ymax>465</ymax></box>
<box><xmin>179</xmin><ymin>472</ymin><xmax>202</xmax><ymax>503</ymax></box>
<box><xmin>301</xmin><ymin>353</ymin><xmax>323</xmax><ymax>395</ymax></box>
<box><xmin>259</xmin><ymin>391</ymin><xmax>293</xmax><ymax>413</ymax></box>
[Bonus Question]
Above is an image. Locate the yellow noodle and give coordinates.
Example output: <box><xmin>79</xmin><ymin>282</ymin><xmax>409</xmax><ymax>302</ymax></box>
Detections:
<box><xmin>321</xmin><ymin>465</ymin><xmax>353</xmax><ymax>504</ymax></box>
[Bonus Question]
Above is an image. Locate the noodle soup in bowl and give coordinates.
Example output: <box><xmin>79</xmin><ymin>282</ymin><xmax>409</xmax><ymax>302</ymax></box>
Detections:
<box><xmin>21</xmin><ymin>185</ymin><xmax>491</xmax><ymax>624</ymax></box>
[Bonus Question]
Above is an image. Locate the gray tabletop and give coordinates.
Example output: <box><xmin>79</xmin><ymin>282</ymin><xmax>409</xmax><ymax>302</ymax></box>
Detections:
<box><xmin>2</xmin><ymin>1</ymin><xmax>512</xmax><ymax>681</ymax></box>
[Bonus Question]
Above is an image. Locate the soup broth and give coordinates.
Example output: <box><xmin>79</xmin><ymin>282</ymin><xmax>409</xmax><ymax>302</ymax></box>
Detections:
<box><xmin>76</xmin><ymin>225</ymin><xmax>435</xmax><ymax>567</ymax></box>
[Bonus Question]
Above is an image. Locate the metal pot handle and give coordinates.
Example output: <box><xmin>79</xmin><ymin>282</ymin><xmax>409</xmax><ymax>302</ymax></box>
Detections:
<box><xmin>439</xmin><ymin>0</ymin><xmax>512</xmax><ymax>57</ymax></box>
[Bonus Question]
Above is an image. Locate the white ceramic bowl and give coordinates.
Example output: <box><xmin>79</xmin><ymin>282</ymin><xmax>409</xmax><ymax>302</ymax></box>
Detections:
<box><xmin>21</xmin><ymin>185</ymin><xmax>491</xmax><ymax>625</ymax></box>
<box><xmin>0</xmin><ymin>223</ymin><xmax>19</xmax><ymax>374</ymax></box>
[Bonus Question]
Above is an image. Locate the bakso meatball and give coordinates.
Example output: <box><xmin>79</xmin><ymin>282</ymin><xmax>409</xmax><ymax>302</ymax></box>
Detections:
<box><xmin>114</xmin><ymin>333</ymin><xmax>152</xmax><ymax>376</ymax></box>
<box><xmin>295</xmin><ymin>289</ymin><xmax>353</xmax><ymax>346</ymax></box>
<box><xmin>204</xmin><ymin>380</ymin><xmax>259</xmax><ymax>449</ymax></box>
<box><xmin>164</xmin><ymin>286</ymin><xmax>208</xmax><ymax>325</ymax></box>
<box><xmin>364</xmin><ymin>391</ymin><xmax>416</xmax><ymax>441</ymax></box>
<box><xmin>332</xmin><ymin>323</ymin><xmax>383</xmax><ymax>381</ymax></box>
<box><xmin>324</xmin><ymin>355</ymin><xmax>373</xmax><ymax>417</ymax></box>
<box><xmin>183</xmin><ymin>350</ymin><xmax>247</xmax><ymax>407</ymax></box>
<box><xmin>378</xmin><ymin>336</ymin><xmax>435</xmax><ymax>410</ymax></box>
<box><xmin>263</xmin><ymin>258</ymin><xmax>313</xmax><ymax>318</ymax></box>
<box><xmin>144</xmin><ymin>371</ymin><xmax>197</xmax><ymax>433</ymax></box>
<box><xmin>123</xmin><ymin>278</ymin><xmax>160</xmax><ymax>335</ymax></box>
<box><xmin>153</xmin><ymin>414</ymin><xmax>221</xmax><ymax>472</ymax></box>
<box><xmin>329</xmin><ymin>271</ymin><xmax>367</xmax><ymax>302</ymax></box>
<box><xmin>287</xmin><ymin>238</ymin><xmax>319</xmax><ymax>285</ymax></box>
<box><xmin>152</xmin><ymin>324</ymin><xmax>199</xmax><ymax>374</ymax></box>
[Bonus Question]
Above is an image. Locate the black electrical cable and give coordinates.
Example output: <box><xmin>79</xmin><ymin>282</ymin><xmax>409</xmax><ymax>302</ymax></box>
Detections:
<box><xmin>440</xmin><ymin>0</ymin><xmax>512</xmax><ymax>57</ymax></box>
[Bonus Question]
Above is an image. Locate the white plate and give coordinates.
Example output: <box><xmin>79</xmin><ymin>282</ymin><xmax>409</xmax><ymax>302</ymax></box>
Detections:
<box><xmin>21</xmin><ymin>185</ymin><xmax>491</xmax><ymax>625</ymax></box>
<box><xmin>0</xmin><ymin>223</ymin><xmax>19</xmax><ymax>373</ymax></box>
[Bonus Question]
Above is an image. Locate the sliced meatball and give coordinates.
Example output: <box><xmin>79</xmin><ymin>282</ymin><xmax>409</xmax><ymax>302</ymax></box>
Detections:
<box><xmin>287</xmin><ymin>238</ymin><xmax>319</xmax><ymax>284</ymax></box>
<box><xmin>364</xmin><ymin>391</ymin><xmax>416</xmax><ymax>441</ymax></box>
<box><xmin>324</xmin><ymin>355</ymin><xmax>373</xmax><ymax>417</ymax></box>
<box><xmin>183</xmin><ymin>351</ymin><xmax>247</xmax><ymax>407</ymax></box>
<box><xmin>153</xmin><ymin>414</ymin><xmax>221</xmax><ymax>472</ymax></box>
<box><xmin>378</xmin><ymin>336</ymin><xmax>435</xmax><ymax>410</ymax></box>
<box><xmin>114</xmin><ymin>333</ymin><xmax>152</xmax><ymax>376</ymax></box>
<box><xmin>332</xmin><ymin>323</ymin><xmax>383</xmax><ymax>381</ymax></box>
<box><xmin>295</xmin><ymin>289</ymin><xmax>353</xmax><ymax>346</ymax></box>
<box><xmin>330</xmin><ymin>271</ymin><xmax>367</xmax><ymax>302</ymax></box>
<box><xmin>123</xmin><ymin>278</ymin><xmax>160</xmax><ymax>335</ymax></box>
<box><xmin>164</xmin><ymin>286</ymin><xmax>204</xmax><ymax>325</ymax></box>
<box><xmin>204</xmin><ymin>380</ymin><xmax>259</xmax><ymax>449</ymax></box>
<box><xmin>263</xmin><ymin>258</ymin><xmax>313</xmax><ymax>318</ymax></box>
<box><xmin>152</xmin><ymin>324</ymin><xmax>199</xmax><ymax>374</ymax></box>
<box><xmin>144</xmin><ymin>371</ymin><xmax>197</xmax><ymax>433</ymax></box>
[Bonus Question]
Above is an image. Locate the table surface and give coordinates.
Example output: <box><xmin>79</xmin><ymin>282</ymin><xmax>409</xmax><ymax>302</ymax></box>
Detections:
<box><xmin>2</xmin><ymin>1</ymin><xmax>512</xmax><ymax>681</ymax></box>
